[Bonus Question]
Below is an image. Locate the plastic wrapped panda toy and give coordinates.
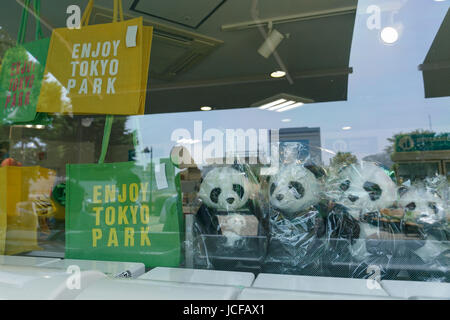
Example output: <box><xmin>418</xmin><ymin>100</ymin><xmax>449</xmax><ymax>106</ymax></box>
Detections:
<box><xmin>263</xmin><ymin>162</ymin><xmax>360</xmax><ymax>277</ymax></box>
<box><xmin>326</xmin><ymin>162</ymin><xmax>402</xmax><ymax>279</ymax></box>
<box><xmin>397</xmin><ymin>181</ymin><xmax>449</xmax><ymax>281</ymax></box>
<box><xmin>328</xmin><ymin>162</ymin><xmax>446</xmax><ymax>281</ymax></box>
<box><xmin>398</xmin><ymin>183</ymin><xmax>448</xmax><ymax>238</ymax></box>
<box><xmin>193</xmin><ymin>165</ymin><xmax>269</xmax><ymax>272</ymax></box>
<box><xmin>326</xmin><ymin>162</ymin><xmax>398</xmax><ymax>220</ymax></box>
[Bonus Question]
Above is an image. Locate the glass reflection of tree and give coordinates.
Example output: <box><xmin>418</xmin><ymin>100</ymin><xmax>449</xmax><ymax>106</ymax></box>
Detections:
<box><xmin>330</xmin><ymin>151</ymin><xmax>357</xmax><ymax>168</ymax></box>
<box><xmin>0</xmin><ymin>26</ymin><xmax>15</xmax><ymax>68</ymax></box>
<box><xmin>30</xmin><ymin>115</ymin><xmax>134</xmax><ymax>165</ymax></box>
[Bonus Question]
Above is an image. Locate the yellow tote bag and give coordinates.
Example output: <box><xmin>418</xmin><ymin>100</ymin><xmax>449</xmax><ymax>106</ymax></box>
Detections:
<box><xmin>0</xmin><ymin>166</ymin><xmax>56</xmax><ymax>255</ymax></box>
<box><xmin>36</xmin><ymin>0</ymin><xmax>153</xmax><ymax>115</ymax></box>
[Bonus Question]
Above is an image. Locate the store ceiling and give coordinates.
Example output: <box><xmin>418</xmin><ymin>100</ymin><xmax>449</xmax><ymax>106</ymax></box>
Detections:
<box><xmin>1</xmin><ymin>0</ymin><xmax>358</xmax><ymax>114</ymax></box>
<box><xmin>420</xmin><ymin>7</ymin><xmax>450</xmax><ymax>99</ymax></box>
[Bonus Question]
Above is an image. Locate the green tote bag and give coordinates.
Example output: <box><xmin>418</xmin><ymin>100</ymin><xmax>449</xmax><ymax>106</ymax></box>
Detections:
<box><xmin>0</xmin><ymin>0</ymin><xmax>51</xmax><ymax>125</ymax></box>
<box><xmin>65</xmin><ymin>119</ymin><xmax>184</xmax><ymax>268</ymax></box>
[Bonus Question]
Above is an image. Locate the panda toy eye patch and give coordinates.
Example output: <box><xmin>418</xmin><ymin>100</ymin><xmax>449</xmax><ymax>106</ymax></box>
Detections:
<box><xmin>210</xmin><ymin>188</ymin><xmax>221</xmax><ymax>203</ymax></box>
<box><xmin>406</xmin><ymin>202</ymin><xmax>416</xmax><ymax>211</ymax></box>
<box><xmin>288</xmin><ymin>181</ymin><xmax>304</xmax><ymax>199</ymax></box>
<box><xmin>232</xmin><ymin>184</ymin><xmax>245</xmax><ymax>199</ymax></box>
<box><xmin>339</xmin><ymin>180</ymin><xmax>351</xmax><ymax>191</ymax></box>
<box><xmin>363</xmin><ymin>181</ymin><xmax>382</xmax><ymax>201</ymax></box>
<box><xmin>270</xmin><ymin>183</ymin><xmax>276</xmax><ymax>196</ymax></box>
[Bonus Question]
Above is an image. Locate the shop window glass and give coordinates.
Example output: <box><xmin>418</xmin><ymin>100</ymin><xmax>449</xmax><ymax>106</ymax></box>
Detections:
<box><xmin>0</xmin><ymin>0</ymin><xmax>449</xmax><ymax>291</ymax></box>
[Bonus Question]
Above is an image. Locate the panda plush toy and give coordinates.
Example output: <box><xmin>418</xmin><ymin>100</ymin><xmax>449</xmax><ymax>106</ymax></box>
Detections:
<box><xmin>326</xmin><ymin>162</ymin><xmax>402</xmax><ymax>279</ymax></box>
<box><xmin>269</xmin><ymin>163</ymin><xmax>321</xmax><ymax>217</ymax></box>
<box><xmin>264</xmin><ymin>162</ymin><xmax>360</xmax><ymax>277</ymax></box>
<box><xmin>328</xmin><ymin>161</ymin><xmax>447</xmax><ymax>281</ymax></box>
<box><xmin>327</xmin><ymin>162</ymin><xmax>398</xmax><ymax>219</ymax></box>
<box><xmin>327</xmin><ymin>162</ymin><xmax>400</xmax><ymax>246</ymax></box>
<box><xmin>398</xmin><ymin>184</ymin><xmax>447</xmax><ymax>233</ymax></box>
<box><xmin>193</xmin><ymin>165</ymin><xmax>268</xmax><ymax>272</ymax></box>
<box><xmin>397</xmin><ymin>183</ymin><xmax>449</xmax><ymax>281</ymax></box>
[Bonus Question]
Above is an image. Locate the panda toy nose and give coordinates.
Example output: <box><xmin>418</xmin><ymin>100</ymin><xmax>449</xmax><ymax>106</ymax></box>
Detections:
<box><xmin>226</xmin><ymin>198</ymin><xmax>235</xmax><ymax>204</ymax></box>
<box><xmin>276</xmin><ymin>194</ymin><xmax>284</xmax><ymax>201</ymax></box>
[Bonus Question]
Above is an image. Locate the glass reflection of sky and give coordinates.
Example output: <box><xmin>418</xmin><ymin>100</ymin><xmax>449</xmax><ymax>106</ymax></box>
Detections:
<box><xmin>130</xmin><ymin>0</ymin><xmax>450</xmax><ymax>165</ymax></box>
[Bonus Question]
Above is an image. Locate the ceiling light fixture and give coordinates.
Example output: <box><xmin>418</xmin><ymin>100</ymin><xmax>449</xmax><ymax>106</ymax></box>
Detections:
<box><xmin>258</xmin><ymin>22</ymin><xmax>285</xmax><ymax>58</ymax></box>
<box><xmin>342</xmin><ymin>126</ymin><xmax>352</xmax><ymax>130</ymax></box>
<box><xmin>281</xmin><ymin>118</ymin><xmax>291</xmax><ymax>122</ymax></box>
<box><xmin>253</xmin><ymin>93</ymin><xmax>314</xmax><ymax>112</ymax></box>
<box><xmin>258</xmin><ymin>98</ymin><xmax>286</xmax><ymax>110</ymax></box>
<box><xmin>200</xmin><ymin>106</ymin><xmax>212</xmax><ymax>111</ymax></box>
<box><xmin>268</xmin><ymin>100</ymin><xmax>298</xmax><ymax>111</ymax></box>
<box><xmin>221</xmin><ymin>6</ymin><xmax>357</xmax><ymax>32</ymax></box>
<box><xmin>276</xmin><ymin>102</ymin><xmax>304</xmax><ymax>112</ymax></box>
<box><xmin>13</xmin><ymin>124</ymin><xmax>46</xmax><ymax>129</ymax></box>
<box><xmin>267</xmin><ymin>100</ymin><xmax>297</xmax><ymax>111</ymax></box>
<box><xmin>270</xmin><ymin>70</ymin><xmax>286</xmax><ymax>78</ymax></box>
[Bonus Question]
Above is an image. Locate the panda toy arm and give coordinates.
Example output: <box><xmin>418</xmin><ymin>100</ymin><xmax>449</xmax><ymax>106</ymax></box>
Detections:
<box><xmin>194</xmin><ymin>203</ymin><xmax>221</xmax><ymax>235</ymax></box>
<box><xmin>323</xmin><ymin>202</ymin><xmax>361</xmax><ymax>244</ymax></box>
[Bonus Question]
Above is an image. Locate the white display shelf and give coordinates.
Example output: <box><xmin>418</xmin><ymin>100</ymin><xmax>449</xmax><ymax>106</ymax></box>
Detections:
<box><xmin>252</xmin><ymin>273</ymin><xmax>390</xmax><ymax>297</ymax></box>
<box><xmin>0</xmin><ymin>256</ymin><xmax>447</xmax><ymax>300</ymax></box>
<box><xmin>0</xmin><ymin>255</ymin><xmax>61</xmax><ymax>268</ymax></box>
<box><xmin>237</xmin><ymin>288</ymin><xmax>399</xmax><ymax>300</ymax></box>
<box><xmin>42</xmin><ymin>258</ymin><xmax>145</xmax><ymax>278</ymax></box>
<box><xmin>0</xmin><ymin>265</ymin><xmax>106</xmax><ymax>300</ymax></box>
<box><xmin>139</xmin><ymin>267</ymin><xmax>255</xmax><ymax>287</ymax></box>
<box><xmin>75</xmin><ymin>278</ymin><xmax>242</xmax><ymax>300</ymax></box>
<box><xmin>381</xmin><ymin>279</ymin><xmax>450</xmax><ymax>299</ymax></box>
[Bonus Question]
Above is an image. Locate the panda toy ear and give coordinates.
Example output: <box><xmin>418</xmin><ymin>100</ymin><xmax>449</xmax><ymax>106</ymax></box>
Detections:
<box><xmin>195</xmin><ymin>178</ymin><xmax>203</xmax><ymax>193</ymax></box>
<box><xmin>304</xmin><ymin>162</ymin><xmax>327</xmax><ymax>179</ymax></box>
<box><xmin>231</xmin><ymin>163</ymin><xmax>248</xmax><ymax>177</ymax></box>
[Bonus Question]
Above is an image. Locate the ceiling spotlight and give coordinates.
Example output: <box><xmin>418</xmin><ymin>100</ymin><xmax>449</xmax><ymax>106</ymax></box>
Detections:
<box><xmin>281</xmin><ymin>118</ymin><xmax>291</xmax><ymax>122</ymax></box>
<box><xmin>270</xmin><ymin>70</ymin><xmax>286</xmax><ymax>78</ymax></box>
<box><xmin>381</xmin><ymin>27</ymin><xmax>399</xmax><ymax>44</ymax></box>
<box><xmin>342</xmin><ymin>126</ymin><xmax>352</xmax><ymax>130</ymax></box>
<box><xmin>258</xmin><ymin>28</ymin><xmax>285</xmax><ymax>59</ymax></box>
<box><xmin>200</xmin><ymin>106</ymin><xmax>212</xmax><ymax>111</ymax></box>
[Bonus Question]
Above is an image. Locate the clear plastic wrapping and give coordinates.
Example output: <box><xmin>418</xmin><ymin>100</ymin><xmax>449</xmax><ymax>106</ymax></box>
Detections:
<box><xmin>326</xmin><ymin>162</ymin><xmax>449</xmax><ymax>281</ymax></box>
<box><xmin>189</xmin><ymin>143</ymin><xmax>449</xmax><ymax>281</ymax></box>
<box><xmin>263</xmin><ymin>150</ymin><xmax>360</xmax><ymax>277</ymax></box>
<box><xmin>192</xmin><ymin>163</ymin><xmax>269</xmax><ymax>272</ymax></box>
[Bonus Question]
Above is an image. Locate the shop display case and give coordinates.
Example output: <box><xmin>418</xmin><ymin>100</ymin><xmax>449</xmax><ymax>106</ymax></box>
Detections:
<box><xmin>0</xmin><ymin>0</ymin><xmax>449</xmax><ymax>300</ymax></box>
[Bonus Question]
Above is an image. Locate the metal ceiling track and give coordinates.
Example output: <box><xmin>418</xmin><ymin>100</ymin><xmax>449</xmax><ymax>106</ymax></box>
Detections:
<box><xmin>149</xmin><ymin>67</ymin><xmax>353</xmax><ymax>92</ymax></box>
<box><xmin>221</xmin><ymin>5</ymin><xmax>357</xmax><ymax>32</ymax></box>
